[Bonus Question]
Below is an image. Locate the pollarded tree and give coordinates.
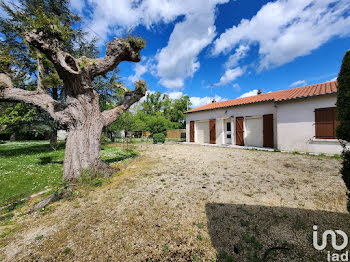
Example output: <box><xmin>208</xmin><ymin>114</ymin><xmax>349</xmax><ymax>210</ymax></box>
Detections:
<box><xmin>0</xmin><ymin>14</ymin><xmax>147</xmax><ymax>181</ymax></box>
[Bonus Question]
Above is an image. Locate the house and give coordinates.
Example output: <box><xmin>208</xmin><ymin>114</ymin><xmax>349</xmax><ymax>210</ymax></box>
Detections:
<box><xmin>185</xmin><ymin>80</ymin><xmax>343</xmax><ymax>155</ymax></box>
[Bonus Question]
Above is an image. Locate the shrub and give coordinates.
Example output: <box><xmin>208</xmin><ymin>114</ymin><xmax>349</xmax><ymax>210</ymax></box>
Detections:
<box><xmin>146</xmin><ymin>114</ymin><xmax>171</xmax><ymax>136</ymax></box>
<box><xmin>336</xmin><ymin>50</ymin><xmax>350</xmax><ymax>142</ymax></box>
<box><xmin>341</xmin><ymin>150</ymin><xmax>350</xmax><ymax>198</ymax></box>
<box><xmin>153</xmin><ymin>133</ymin><xmax>165</xmax><ymax>144</ymax></box>
<box><xmin>336</xmin><ymin>49</ymin><xmax>350</xmax><ymax>211</ymax></box>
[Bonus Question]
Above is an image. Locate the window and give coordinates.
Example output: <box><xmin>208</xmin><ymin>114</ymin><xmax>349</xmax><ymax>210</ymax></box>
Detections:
<box><xmin>227</xmin><ymin>134</ymin><xmax>231</xmax><ymax>139</ymax></box>
<box><xmin>227</xmin><ymin>122</ymin><xmax>231</xmax><ymax>132</ymax></box>
<box><xmin>315</xmin><ymin>107</ymin><xmax>338</xmax><ymax>139</ymax></box>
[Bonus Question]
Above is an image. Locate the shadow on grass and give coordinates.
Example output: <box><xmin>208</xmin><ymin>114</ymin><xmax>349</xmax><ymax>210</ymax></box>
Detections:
<box><xmin>206</xmin><ymin>203</ymin><xmax>350</xmax><ymax>262</ymax></box>
<box><xmin>103</xmin><ymin>150</ymin><xmax>138</xmax><ymax>165</ymax></box>
<box><xmin>37</xmin><ymin>156</ymin><xmax>63</xmax><ymax>165</ymax></box>
<box><xmin>0</xmin><ymin>142</ymin><xmax>65</xmax><ymax>157</ymax></box>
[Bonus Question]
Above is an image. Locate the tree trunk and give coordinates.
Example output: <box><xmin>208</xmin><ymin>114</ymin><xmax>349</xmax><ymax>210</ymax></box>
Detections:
<box><xmin>10</xmin><ymin>132</ymin><xmax>16</xmax><ymax>141</ymax></box>
<box><xmin>49</xmin><ymin>128</ymin><xmax>57</xmax><ymax>150</ymax></box>
<box><xmin>62</xmin><ymin>88</ymin><xmax>117</xmax><ymax>181</ymax></box>
<box><xmin>63</xmin><ymin>120</ymin><xmax>116</xmax><ymax>181</ymax></box>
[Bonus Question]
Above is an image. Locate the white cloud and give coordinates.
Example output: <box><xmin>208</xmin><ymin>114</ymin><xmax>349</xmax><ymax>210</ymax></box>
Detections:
<box><xmin>225</xmin><ymin>44</ymin><xmax>249</xmax><ymax>68</ymax></box>
<box><xmin>329</xmin><ymin>77</ymin><xmax>337</xmax><ymax>81</ymax></box>
<box><xmin>289</xmin><ymin>80</ymin><xmax>307</xmax><ymax>87</ymax></box>
<box><xmin>167</xmin><ymin>91</ymin><xmax>184</xmax><ymax>100</ymax></box>
<box><xmin>165</xmin><ymin>91</ymin><xmax>227</xmax><ymax>108</ymax></box>
<box><xmin>216</xmin><ymin>67</ymin><xmax>244</xmax><ymax>86</ymax></box>
<box><xmin>128</xmin><ymin>63</ymin><xmax>147</xmax><ymax>83</ymax></box>
<box><xmin>213</xmin><ymin>0</ymin><xmax>350</xmax><ymax>70</ymax></box>
<box><xmin>232</xmin><ymin>83</ymin><xmax>241</xmax><ymax>91</ymax></box>
<box><xmin>159</xmin><ymin>78</ymin><xmax>184</xmax><ymax>89</ymax></box>
<box><xmin>238</xmin><ymin>89</ymin><xmax>258</xmax><ymax>98</ymax></box>
<box><xmin>190</xmin><ymin>95</ymin><xmax>226</xmax><ymax>108</ymax></box>
<box><xmin>71</xmin><ymin>0</ymin><xmax>228</xmax><ymax>89</ymax></box>
<box><xmin>156</xmin><ymin>1</ymin><xmax>228</xmax><ymax>89</ymax></box>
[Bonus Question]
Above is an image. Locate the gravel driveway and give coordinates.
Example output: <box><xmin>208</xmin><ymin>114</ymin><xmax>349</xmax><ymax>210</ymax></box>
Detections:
<box><xmin>1</xmin><ymin>142</ymin><xmax>349</xmax><ymax>261</ymax></box>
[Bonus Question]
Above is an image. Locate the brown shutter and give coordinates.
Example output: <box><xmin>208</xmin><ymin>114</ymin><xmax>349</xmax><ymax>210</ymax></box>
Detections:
<box><xmin>235</xmin><ymin>117</ymin><xmax>244</xmax><ymax>146</ymax></box>
<box><xmin>315</xmin><ymin>107</ymin><xmax>337</xmax><ymax>139</ymax></box>
<box><xmin>209</xmin><ymin>119</ymin><xmax>216</xmax><ymax>144</ymax></box>
<box><xmin>190</xmin><ymin>121</ymin><xmax>195</xmax><ymax>142</ymax></box>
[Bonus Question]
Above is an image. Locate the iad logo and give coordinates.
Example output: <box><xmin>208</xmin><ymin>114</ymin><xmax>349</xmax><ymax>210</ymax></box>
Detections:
<box><xmin>313</xmin><ymin>225</ymin><xmax>349</xmax><ymax>261</ymax></box>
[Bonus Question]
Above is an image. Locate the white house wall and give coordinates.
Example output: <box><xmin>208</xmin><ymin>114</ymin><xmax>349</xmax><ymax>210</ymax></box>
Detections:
<box><xmin>276</xmin><ymin>94</ymin><xmax>343</xmax><ymax>154</ymax></box>
<box><xmin>186</xmin><ymin>102</ymin><xmax>277</xmax><ymax>146</ymax></box>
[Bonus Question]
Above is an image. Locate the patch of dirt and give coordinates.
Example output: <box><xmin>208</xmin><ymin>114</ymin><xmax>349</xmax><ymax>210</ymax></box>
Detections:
<box><xmin>0</xmin><ymin>143</ymin><xmax>348</xmax><ymax>261</ymax></box>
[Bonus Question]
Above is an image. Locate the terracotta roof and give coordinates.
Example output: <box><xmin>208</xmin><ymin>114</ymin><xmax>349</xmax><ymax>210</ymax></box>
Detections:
<box><xmin>185</xmin><ymin>81</ymin><xmax>338</xmax><ymax>114</ymax></box>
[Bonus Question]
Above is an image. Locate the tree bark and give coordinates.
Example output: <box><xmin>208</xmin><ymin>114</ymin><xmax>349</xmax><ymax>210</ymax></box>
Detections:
<box><xmin>49</xmin><ymin>128</ymin><xmax>57</xmax><ymax>150</ymax></box>
<box><xmin>10</xmin><ymin>132</ymin><xmax>16</xmax><ymax>141</ymax></box>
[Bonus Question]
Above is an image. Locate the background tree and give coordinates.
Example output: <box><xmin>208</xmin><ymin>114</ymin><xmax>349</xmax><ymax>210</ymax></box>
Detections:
<box><xmin>336</xmin><ymin>49</ymin><xmax>350</xmax><ymax>209</ymax></box>
<box><xmin>109</xmin><ymin>92</ymin><xmax>191</xmax><ymax>137</ymax></box>
<box><xmin>0</xmin><ymin>1</ymin><xmax>147</xmax><ymax>181</ymax></box>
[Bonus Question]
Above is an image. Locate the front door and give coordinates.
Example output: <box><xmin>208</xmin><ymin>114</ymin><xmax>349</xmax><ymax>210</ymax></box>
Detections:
<box><xmin>226</xmin><ymin>120</ymin><xmax>232</xmax><ymax>144</ymax></box>
<box><xmin>236</xmin><ymin>117</ymin><xmax>244</xmax><ymax>146</ymax></box>
<box><xmin>209</xmin><ymin>119</ymin><xmax>216</xmax><ymax>144</ymax></box>
<box><xmin>190</xmin><ymin>121</ymin><xmax>195</xmax><ymax>142</ymax></box>
<box><xmin>263</xmin><ymin>114</ymin><xmax>274</xmax><ymax>147</ymax></box>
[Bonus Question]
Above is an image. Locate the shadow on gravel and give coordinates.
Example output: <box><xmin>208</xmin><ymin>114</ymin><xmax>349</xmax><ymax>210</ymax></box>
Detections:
<box><xmin>205</xmin><ymin>203</ymin><xmax>350</xmax><ymax>262</ymax></box>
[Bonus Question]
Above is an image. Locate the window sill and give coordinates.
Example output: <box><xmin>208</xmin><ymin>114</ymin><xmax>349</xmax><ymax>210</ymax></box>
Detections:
<box><xmin>311</xmin><ymin>138</ymin><xmax>339</xmax><ymax>143</ymax></box>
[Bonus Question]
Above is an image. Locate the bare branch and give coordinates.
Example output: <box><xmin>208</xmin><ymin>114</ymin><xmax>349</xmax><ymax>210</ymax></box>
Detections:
<box><xmin>0</xmin><ymin>73</ymin><xmax>71</xmax><ymax>124</ymax></box>
<box><xmin>36</xmin><ymin>49</ymin><xmax>46</xmax><ymax>93</ymax></box>
<box><xmin>0</xmin><ymin>73</ymin><xmax>13</xmax><ymax>89</ymax></box>
<box><xmin>89</xmin><ymin>38</ymin><xmax>144</xmax><ymax>79</ymax></box>
<box><xmin>102</xmin><ymin>80</ymin><xmax>147</xmax><ymax>126</ymax></box>
<box><xmin>25</xmin><ymin>30</ymin><xmax>81</xmax><ymax>77</ymax></box>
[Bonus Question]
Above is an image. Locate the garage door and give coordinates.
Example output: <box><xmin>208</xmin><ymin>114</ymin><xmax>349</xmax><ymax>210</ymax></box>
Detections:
<box><xmin>196</xmin><ymin>121</ymin><xmax>209</xmax><ymax>143</ymax></box>
<box><xmin>245</xmin><ymin>116</ymin><xmax>263</xmax><ymax>147</ymax></box>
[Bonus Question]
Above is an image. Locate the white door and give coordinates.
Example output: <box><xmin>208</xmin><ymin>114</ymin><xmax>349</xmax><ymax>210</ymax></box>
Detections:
<box><xmin>196</xmin><ymin>121</ymin><xmax>209</xmax><ymax>143</ymax></box>
<box><xmin>225</xmin><ymin>120</ymin><xmax>232</xmax><ymax>144</ymax></box>
<box><xmin>245</xmin><ymin>116</ymin><xmax>263</xmax><ymax>147</ymax></box>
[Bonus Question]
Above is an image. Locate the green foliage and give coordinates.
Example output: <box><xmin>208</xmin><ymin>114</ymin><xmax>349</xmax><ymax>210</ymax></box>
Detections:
<box><xmin>107</xmin><ymin>91</ymin><xmax>191</xmax><ymax>140</ymax></box>
<box><xmin>146</xmin><ymin>113</ymin><xmax>171</xmax><ymax>136</ymax></box>
<box><xmin>25</xmin><ymin>8</ymin><xmax>74</xmax><ymax>42</ymax></box>
<box><xmin>125</xmin><ymin>33</ymin><xmax>146</xmax><ymax>50</ymax></box>
<box><xmin>336</xmin><ymin>50</ymin><xmax>350</xmax><ymax>210</ymax></box>
<box><xmin>153</xmin><ymin>133</ymin><xmax>165</xmax><ymax>144</ymax></box>
<box><xmin>0</xmin><ymin>103</ymin><xmax>36</xmax><ymax>126</ymax></box>
<box><xmin>341</xmin><ymin>149</ymin><xmax>350</xmax><ymax>193</ymax></box>
<box><xmin>0</xmin><ymin>47</ymin><xmax>13</xmax><ymax>74</ymax></box>
<box><xmin>336</xmin><ymin>50</ymin><xmax>350</xmax><ymax>142</ymax></box>
<box><xmin>35</xmin><ymin>235</ymin><xmax>44</xmax><ymax>240</ymax></box>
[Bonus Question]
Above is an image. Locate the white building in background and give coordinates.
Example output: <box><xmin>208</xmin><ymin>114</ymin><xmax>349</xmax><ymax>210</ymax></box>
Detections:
<box><xmin>185</xmin><ymin>81</ymin><xmax>343</xmax><ymax>155</ymax></box>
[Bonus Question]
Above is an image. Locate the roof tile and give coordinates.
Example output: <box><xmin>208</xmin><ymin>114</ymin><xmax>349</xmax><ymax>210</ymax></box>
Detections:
<box><xmin>185</xmin><ymin>81</ymin><xmax>338</xmax><ymax>113</ymax></box>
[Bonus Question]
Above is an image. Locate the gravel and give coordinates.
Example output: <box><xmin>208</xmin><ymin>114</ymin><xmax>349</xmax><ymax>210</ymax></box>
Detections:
<box><xmin>1</xmin><ymin>142</ymin><xmax>348</xmax><ymax>261</ymax></box>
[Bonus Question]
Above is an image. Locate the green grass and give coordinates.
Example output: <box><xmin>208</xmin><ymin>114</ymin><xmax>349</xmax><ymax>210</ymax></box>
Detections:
<box><xmin>0</xmin><ymin>141</ymin><xmax>138</xmax><ymax>206</ymax></box>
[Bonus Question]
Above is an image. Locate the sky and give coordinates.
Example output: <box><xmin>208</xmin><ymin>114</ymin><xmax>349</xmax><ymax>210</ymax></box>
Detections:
<box><xmin>69</xmin><ymin>0</ymin><xmax>350</xmax><ymax>108</ymax></box>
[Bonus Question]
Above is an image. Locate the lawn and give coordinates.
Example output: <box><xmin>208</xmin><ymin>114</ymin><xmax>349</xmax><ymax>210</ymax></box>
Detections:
<box><xmin>0</xmin><ymin>141</ymin><xmax>137</xmax><ymax>206</ymax></box>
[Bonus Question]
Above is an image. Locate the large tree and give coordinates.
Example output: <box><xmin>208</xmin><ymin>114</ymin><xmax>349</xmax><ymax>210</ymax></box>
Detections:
<box><xmin>0</xmin><ymin>2</ymin><xmax>147</xmax><ymax>181</ymax></box>
<box><xmin>0</xmin><ymin>0</ymin><xmax>100</xmax><ymax>149</ymax></box>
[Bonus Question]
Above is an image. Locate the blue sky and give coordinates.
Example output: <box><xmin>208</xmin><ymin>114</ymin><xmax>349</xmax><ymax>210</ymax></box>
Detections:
<box><xmin>69</xmin><ymin>0</ymin><xmax>350</xmax><ymax>108</ymax></box>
